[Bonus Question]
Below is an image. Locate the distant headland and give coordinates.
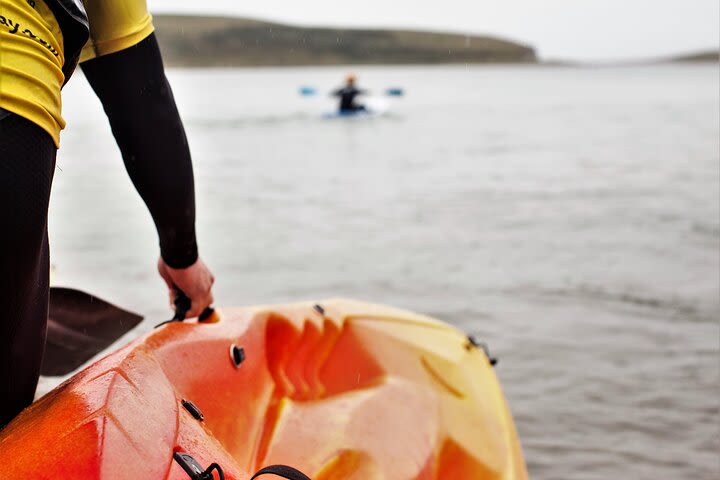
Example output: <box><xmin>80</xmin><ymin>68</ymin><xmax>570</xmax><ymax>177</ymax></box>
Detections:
<box><xmin>668</xmin><ymin>50</ymin><xmax>719</xmax><ymax>63</ymax></box>
<box><xmin>152</xmin><ymin>15</ymin><xmax>538</xmax><ymax>67</ymax></box>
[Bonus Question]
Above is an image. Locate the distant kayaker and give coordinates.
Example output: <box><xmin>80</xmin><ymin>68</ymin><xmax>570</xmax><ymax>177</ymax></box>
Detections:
<box><xmin>0</xmin><ymin>0</ymin><xmax>214</xmax><ymax>428</ymax></box>
<box><xmin>333</xmin><ymin>74</ymin><xmax>368</xmax><ymax>113</ymax></box>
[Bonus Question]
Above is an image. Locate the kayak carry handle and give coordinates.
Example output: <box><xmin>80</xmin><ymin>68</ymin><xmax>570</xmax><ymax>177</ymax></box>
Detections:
<box><xmin>173</xmin><ymin>289</ymin><xmax>192</xmax><ymax>321</ymax></box>
<box><xmin>154</xmin><ymin>289</ymin><xmax>216</xmax><ymax>328</ymax></box>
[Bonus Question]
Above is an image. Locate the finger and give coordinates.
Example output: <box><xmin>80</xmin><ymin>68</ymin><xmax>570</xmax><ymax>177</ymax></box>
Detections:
<box><xmin>158</xmin><ymin>266</ymin><xmax>174</xmax><ymax>290</ymax></box>
<box><xmin>158</xmin><ymin>258</ymin><xmax>181</xmax><ymax>280</ymax></box>
<box><xmin>186</xmin><ymin>292</ymin><xmax>213</xmax><ymax>319</ymax></box>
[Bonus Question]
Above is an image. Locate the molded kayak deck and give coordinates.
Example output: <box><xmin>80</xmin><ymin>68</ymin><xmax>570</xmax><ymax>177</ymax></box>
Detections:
<box><xmin>0</xmin><ymin>300</ymin><xmax>527</xmax><ymax>479</ymax></box>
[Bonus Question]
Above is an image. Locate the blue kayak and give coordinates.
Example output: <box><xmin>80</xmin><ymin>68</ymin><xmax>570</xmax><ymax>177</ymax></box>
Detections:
<box><xmin>322</xmin><ymin>109</ymin><xmax>381</xmax><ymax>119</ymax></box>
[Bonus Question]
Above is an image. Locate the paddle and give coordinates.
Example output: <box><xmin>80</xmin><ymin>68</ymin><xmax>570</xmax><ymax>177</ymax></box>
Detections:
<box><xmin>298</xmin><ymin>86</ymin><xmax>405</xmax><ymax>97</ymax></box>
<box><xmin>41</xmin><ymin>287</ymin><xmax>143</xmax><ymax>376</ymax></box>
<box><xmin>298</xmin><ymin>86</ymin><xmax>317</xmax><ymax>96</ymax></box>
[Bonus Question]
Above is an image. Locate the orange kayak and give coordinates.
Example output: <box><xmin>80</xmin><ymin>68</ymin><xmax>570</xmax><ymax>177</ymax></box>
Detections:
<box><xmin>0</xmin><ymin>300</ymin><xmax>527</xmax><ymax>479</ymax></box>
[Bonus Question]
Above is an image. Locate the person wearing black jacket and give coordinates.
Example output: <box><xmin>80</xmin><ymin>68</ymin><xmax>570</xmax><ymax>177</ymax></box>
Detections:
<box><xmin>0</xmin><ymin>0</ymin><xmax>214</xmax><ymax>428</ymax></box>
<box><xmin>332</xmin><ymin>74</ymin><xmax>368</xmax><ymax>112</ymax></box>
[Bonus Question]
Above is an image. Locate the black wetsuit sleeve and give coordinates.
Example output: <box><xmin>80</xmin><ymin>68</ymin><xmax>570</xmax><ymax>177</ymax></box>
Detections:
<box><xmin>80</xmin><ymin>33</ymin><xmax>198</xmax><ymax>269</ymax></box>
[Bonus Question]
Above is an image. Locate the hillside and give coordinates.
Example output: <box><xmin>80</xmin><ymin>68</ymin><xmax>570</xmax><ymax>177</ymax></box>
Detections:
<box><xmin>670</xmin><ymin>50</ymin><xmax>719</xmax><ymax>63</ymax></box>
<box><xmin>152</xmin><ymin>15</ymin><xmax>537</xmax><ymax>67</ymax></box>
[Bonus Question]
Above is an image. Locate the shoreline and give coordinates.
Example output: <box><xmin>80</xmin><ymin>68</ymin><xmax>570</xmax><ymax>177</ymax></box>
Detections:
<box><xmin>157</xmin><ymin>61</ymin><xmax>720</xmax><ymax>70</ymax></box>
<box><xmin>152</xmin><ymin>13</ymin><xmax>717</xmax><ymax>69</ymax></box>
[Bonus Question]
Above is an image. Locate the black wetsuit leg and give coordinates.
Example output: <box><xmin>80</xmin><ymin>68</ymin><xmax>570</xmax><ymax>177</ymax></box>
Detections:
<box><xmin>0</xmin><ymin>112</ymin><xmax>56</xmax><ymax>429</ymax></box>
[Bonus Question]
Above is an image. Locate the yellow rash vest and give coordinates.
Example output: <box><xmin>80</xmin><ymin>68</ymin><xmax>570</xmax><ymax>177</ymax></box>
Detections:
<box><xmin>0</xmin><ymin>0</ymin><xmax>153</xmax><ymax>146</ymax></box>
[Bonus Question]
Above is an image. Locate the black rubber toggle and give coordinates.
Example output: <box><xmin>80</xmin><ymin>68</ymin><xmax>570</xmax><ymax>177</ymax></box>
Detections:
<box><xmin>313</xmin><ymin>304</ymin><xmax>325</xmax><ymax>315</ymax></box>
<box><xmin>199</xmin><ymin>307</ymin><xmax>215</xmax><ymax>322</ymax></box>
<box><xmin>465</xmin><ymin>335</ymin><xmax>498</xmax><ymax>366</ymax></box>
<box><xmin>174</xmin><ymin>452</ymin><xmax>205</xmax><ymax>477</ymax></box>
<box><xmin>182</xmin><ymin>399</ymin><xmax>205</xmax><ymax>421</ymax></box>
<box><xmin>173</xmin><ymin>452</ymin><xmax>225</xmax><ymax>480</ymax></box>
<box><xmin>230</xmin><ymin>344</ymin><xmax>246</xmax><ymax>369</ymax></box>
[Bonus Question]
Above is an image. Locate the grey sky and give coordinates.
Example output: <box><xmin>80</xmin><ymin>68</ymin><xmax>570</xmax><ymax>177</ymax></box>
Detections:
<box><xmin>149</xmin><ymin>1</ymin><xmax>718</xmax><ymax>61</ymax></box>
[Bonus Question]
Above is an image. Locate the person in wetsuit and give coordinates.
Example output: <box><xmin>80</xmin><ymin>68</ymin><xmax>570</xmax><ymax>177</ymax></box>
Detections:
<box><xmin>0</xmin><ymin>0</ymin><xmax>214</xmax><ymax>428</ymax></box>
<box><xmin>333</xmin><ymin>74</ymin><xmax>368</xmax><ymax>113</ymax></box>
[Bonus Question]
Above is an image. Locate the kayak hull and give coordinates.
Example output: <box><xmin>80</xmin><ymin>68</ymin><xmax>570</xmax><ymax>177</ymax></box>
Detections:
<box><xmin>0</xmin><ymin>300</ymin><xmax>527</xmax><ymax>480</ymax></box>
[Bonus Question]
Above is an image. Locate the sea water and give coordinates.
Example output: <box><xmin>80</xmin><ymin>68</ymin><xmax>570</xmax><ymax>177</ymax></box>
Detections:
<box><xmin>48</xmin><ymin>64</ymin><xmax>719</xmax><ymax>479</ymax></box>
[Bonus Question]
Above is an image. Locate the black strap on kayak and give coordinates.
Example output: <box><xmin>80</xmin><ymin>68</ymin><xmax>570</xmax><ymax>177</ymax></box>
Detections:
<box><xmin>203</xmin><ymin>463</ymin><xmax>225</xmax><ymax>480</ymax></box>
<box><xmin>173</xmin><ymin>453</ymin><xmax>225</xmax><ymax>480</ymax></box>
<box><xmin>251</xmin><ymin>465</ymin><xmax>311</xmax><ymax>480</ymax></box>
<box><xmin>174</xmin><ymin>453</ymin><xmax>310</xmax><ymax>480</ymax></box>
<box><xmin>466</xmin><ymin>335</ymin><xmax>498</xmax><ymax>366</ymax></box>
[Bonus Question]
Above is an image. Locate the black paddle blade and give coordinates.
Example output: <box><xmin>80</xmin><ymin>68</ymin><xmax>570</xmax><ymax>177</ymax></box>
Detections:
<box><xmin>41</xmin><ymin>287</ymin><xmax>143</xmax><ymax>376</ymax></box>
